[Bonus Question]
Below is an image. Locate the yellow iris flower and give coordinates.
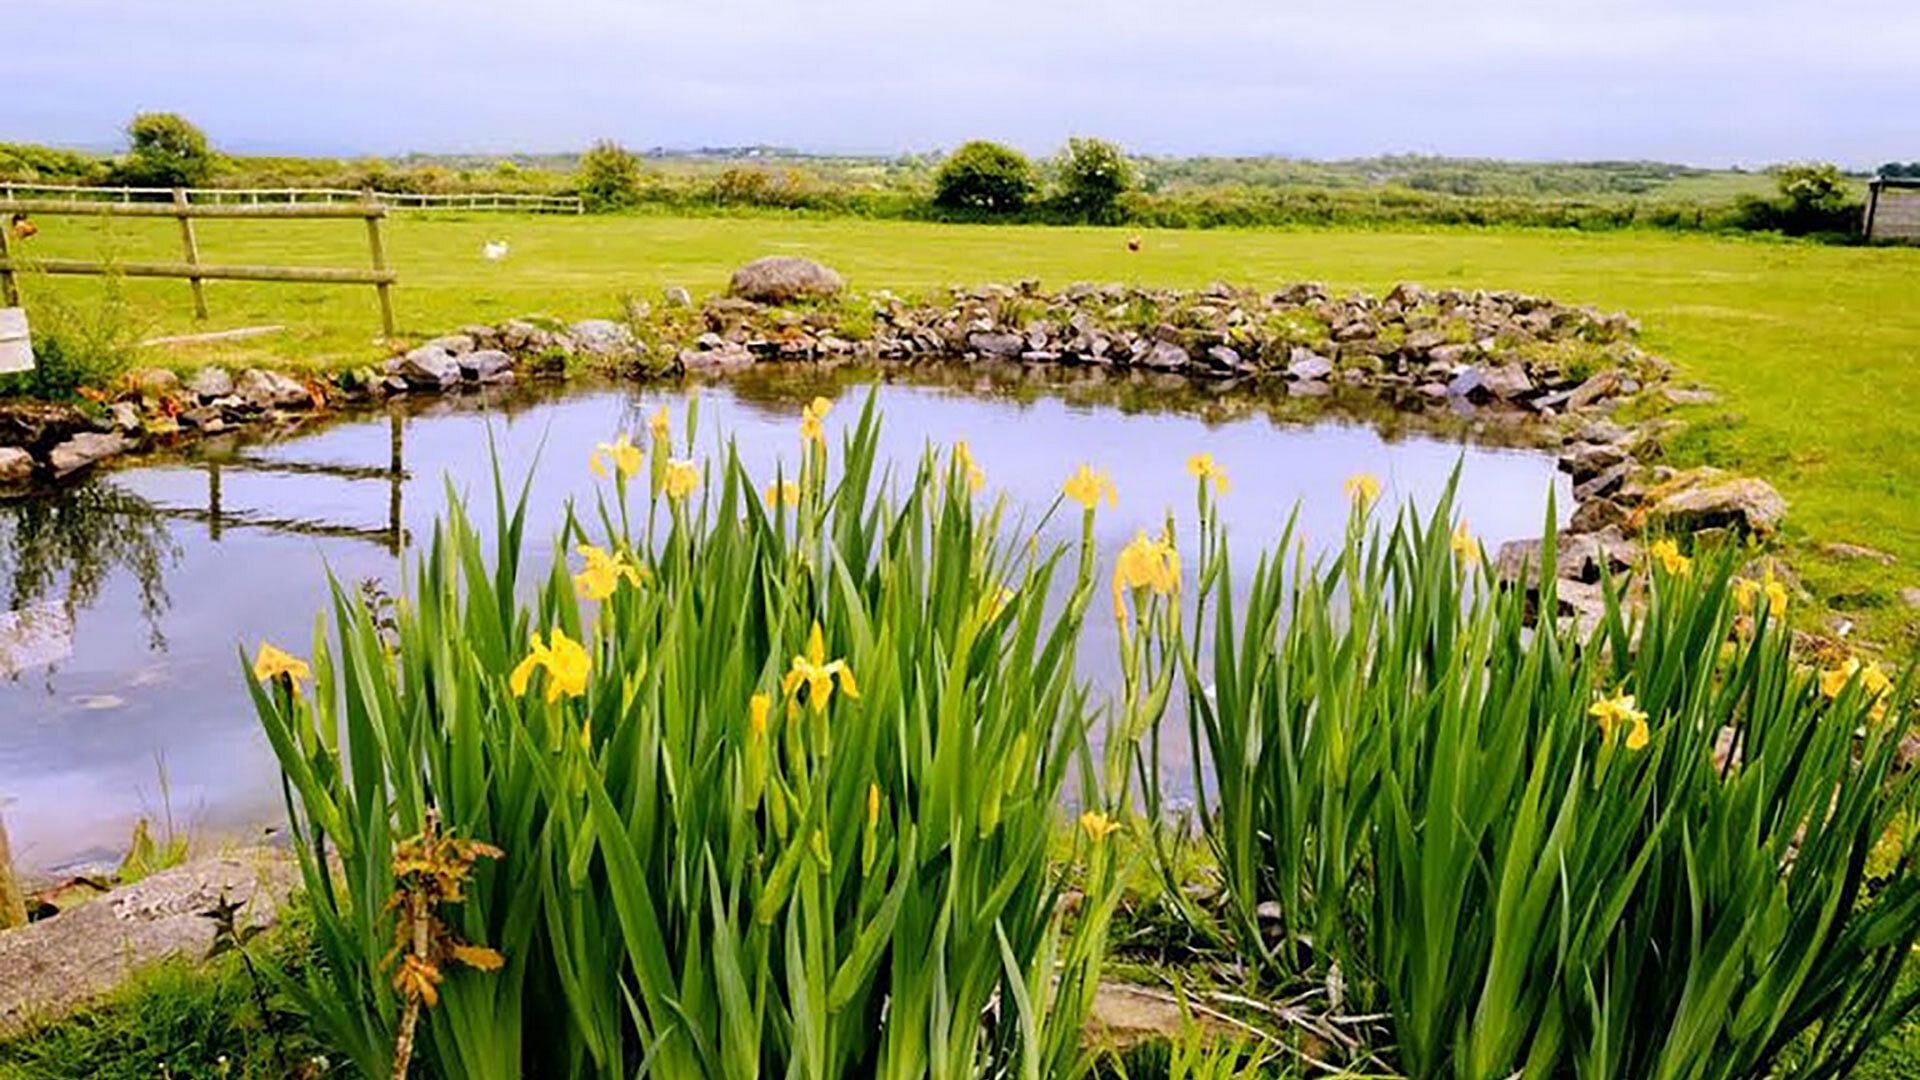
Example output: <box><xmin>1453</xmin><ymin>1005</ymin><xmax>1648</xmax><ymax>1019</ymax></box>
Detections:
<box><xmin>1821</xmin><ymin>656</ymin><xmax>1894</xmax><ymax>721</ymax></box>
<box><xmin>1185</xmin><ymin>452</ymin><xmax>1230</xmax><ymax>494</ymax></box>
<box><xmin>572</xmin><ymin>544</ymin><xmax>645</xmax><ymax>601</ymax></box>
<box><xmin>1590</xmin><ymin>691</ymin><xmax>1650</xmax><ymax>750</ymax></box>
<box><xmin>253</xmin><ymin>642</ymin><xmax>311</xmax><ymax>689</ymax></box>
<box><xmin>588</xmin><ymin>434</ymin><xmax>643</xmax><ymax>480</ymax></box>
<box><xmin>800</xmin><ymin>397</ymin><xmax>831</xmax><ymax>445</ymax></box>
<box><xmin>952</xmin><ymin>441</ymin><xmax>986</xmax><ymax>493</ymax></box>
<box><xmin>1736</xmin><ymin>568</ymin><xmax>1790</xmax><ymax>620</ymax></box>
<box><xmin>1113</xmin><ymin>530</ymin><xmax>1180</xmax><ymax>620</ymax></box>
<box><xmin>1451</xmin><ymin>520</ymin><xmax>1477</xmax><ymax>562</ymax></box>
<box><xmin>509</xmin><ymin>627</ymin><xmax>591</xmax><ymax>703</ymax></box>
<box><xmin>1063</xmin><ymin>465</ymin><xmax>1118</xmax><ymax>511</ymax></box>
<box><xmin>1344</xmin><ymin>472</ymin><xmax>1382</xmax><ymax>507</ymax></box>
<box><xmin>765</xmin><ymin>480</ymin><xmax>800</xmax><ymax>507</ymax></box>
<box><xmin>649</xmin><ymin>406</ymin><xmax>671</xmax><ymax>445</ymax></box>
<box><xmin>664</xmin><ymin>459</ymin><xmax>700</xmax><ymax>501</ymax></box>
<box><xmin>782</xmin><ymin>621</ymin><xmax>860</xmax><ymax>713</ymax></box>
<box><xmin>1079</xmin><ymin>811</ymin><xmax>1121</xmax><ymax>842</ymax></box>
<box><xmin>1650</xmin><ymin>538</ymin><xmax>1691</xmax><ymax>575</ymax></box>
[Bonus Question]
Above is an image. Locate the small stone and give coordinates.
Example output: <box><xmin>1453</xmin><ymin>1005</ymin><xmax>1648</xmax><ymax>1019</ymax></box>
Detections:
<box><xmin>185</xmin><ymin>367</ymin><xmax>233</xmax><ymax>401</ymax></box>
<box><xmin>1447</xmin><ymin>367</ymin><xmax>1485</xmax><ymax>400</ymax></box>
<box><xmin>663</xmin><ymin>286</ymin><xmax>693</xmax><ymax>308</ymax></box>
<box><xmin>1573</xmin><ymin>461</ymin><xmax>1632</xmax><ymax>502</ymax></box>
<box><xmin>108</xmin><ymin>402</ymin><xmax>142</xmax><ymax>433</ymax></box>
<box><xmin>1559</xmin><ymin>441</ymin><xmax>1630</xmax><ymax>481</ymax></box>
<box><xmin>1480</xmin><ymin>363</ymin><xmax>1534</xmax><ymax>399</ymax></box>
<box><xmin>234</xmin><ymin>369</ymin><xmax>311</xmax><ymax>410</ymax></box>
<box><xmin>0</xmin><ymin>447</ymin><xmax>32</xmax><ymax>485</ymax></box>
<box><xmin>1902</xmin><ymin>587</ymin><xmax>1920</xmax><ymax>611</ymax></box>
<box><xmin>1566</xmin><ymin>369</ymin><xmax>1623</xmax><ymax>410</ymax></box>
<box><xmin>967</xmin><ymin>331</ymin><xmax>1024</xmax><ymax>357</ymax></box>
<box><xmin>568</xmin><ymin>319</ymin><xmax>639</xmax><ymax>359</ymax></box>
<box><xmin>1663</xmin><ymin>387</ymin><xmax>1717</xmax><ymax>406</ymax></box>
<box><xmin>1140</xmin><ymin>341</ymin><xmax>1190</xmax><ymax>370</ymax></box>
<box><xmin>124</xmin><ymin>367</ymin><xmax>181</xmax><ymax>398</ymax></box>
<box><xmin>1567</xmin><ymin>498</ymin><xmax>1628</xmax><ymax>534</ymax></box>
<box><xmin>1416</xmin><ymin>381</ymin><xmax>1449</xmax><ymax>399</ymax></box>
<box><xmin>48</xmin><ymin>431</ymin><xmax>131</xmax><ymax>477</ymax></box>
<box><xmin>1204</xmin><ymin>345</ymin><xmax>1247</xmax><ymax>373</ymax></box>
<box><xmin>1644</xmin><ymin>470</ymin><xmax>1789</xmax><ymax>538</ymax></box>
<box><xmin>458</xmin><ymin>350</ymin><xmax>514</xmax><ymax>381</ymax></box>
<box><xmin>1286</xmin><ymin>349</ymin><xmax>1333</xmax><ymax>381</ymax></box>
<box><xmin>422</xmin><ymin>334</ymin><xmax>476</xmax><ymax>357</ymax></box>
<box><xmin>1819</xmin><ymin>542</ymin><xmax>1895</xmax><ymax>566</ymax></box>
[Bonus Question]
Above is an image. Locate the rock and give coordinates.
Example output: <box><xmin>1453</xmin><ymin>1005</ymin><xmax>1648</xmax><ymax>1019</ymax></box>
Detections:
<box><xmin>1286</xmin><ymin>349</ymin><xmax>1333</xmax><ymax>381</ymax></box>
<box><xmin>185</xmin><ymin>367</ymin><xmax>233</xmax><ymax>401</ymax></box>
<box><xmin>1494</xmin><ymin>528</ymin><xmax>1635</xmax><ymax>587</ymax></box>
<box><xmin>233</xmin><ymin>368</ymin><xmax>311</xmax><ymax>410</ymax></box>
<box><xmin>1574</xmin><ymin>461</ymin><xmax>1633</xmax><ymax>502</ymax></box>
<box><xmin>1557</xmin><ymin>580</ymin><xmax>1609</xmax><ymax>638</ymax></box>
<box><xmin>1203</xmin><ymin>345</ymin><xmax>1247</xmax><ymax>374</ymax></box>
<box><xmin>1574</xmin><ymin>419</ymin><xmax>1632</xmax><ymax>446</ymax></box>
<box><xmin>1566</xmin><ymin>369</ymin><xmax>1623</xmax><ymax>410</ymax></box>
<box><xmin>1447</xmin><ymin>367</ymin><xmax>1485</xmax><ymax>400</ymax></box>
<box><xmin>568</xmin><ymin>319</ymin><xmax>638</xmax><ymax>359</ymax></box>
<box><xmin>0</xmin><ymin>402</ymin><xmax>91</xmax><ymax>453</ymax></box>
<box><xmin>1481</xmin><ymin>363</ymin><xmax>1534</xmax><ymax>399</ymax></box>
<box><xmin>663</xmin><ymin>286</ymin><xmax>693</xmax><ymax>308</ymax></box>
<box><xmin>967</xmin><ymin>331</ymin><xmax>1024</xmax><ymax>357</ymax></box>
<box><xmin>124</xmin><ymin>368</ymin><xmax>180</xmax><ymax>398</ymax></box>
<box><xmin>422</xmin><ymin>333</ymin><xmax>476</xmax><ymax>357</ymax></box>
<box><xmin>458</xmin><ymin>349</ymin><xmax>514</xmax><ymax>381</ymax></box>
<box><xmin>394</xmin><ymin>346</ymin><xmax>461</xmax><ymax>389</ymax></box>
<box><xmin>1085</xmin><ymin>983</ymin><xmax>1228</xmax><ymax>1052</ymax></box>
<box><xmin>1428</xmin><ymin>342</ymin><xmax>1474</xmax><ymax>367</ymax></box>
<box><xmin>1559</xmin><ymin>441</ymin><xmax>1630</xmax><ymax>481</ymax></box>
<box><xmin>1287</xmin><ymin>380</ymin><xmax>1331</xmax><ymax>398</ymax></box>
<box><xmin>1567</xmin><ymin>497</ymin><xmax>1628</xmax><ymax>534</ymax></box>
<box><xmin>1643</xmin><ymin>470</ymin><xmax>1789</xmax><ymax>538</ymax></box>
<box><xmin>0</xmin><ymin>447</ymin><xmax>32</xmax><ymax>487</ymax></box>
<box><xmin>178</xmin><ymin>406</ymin><xmax>225</xmax><ymax>432</ymax></box>
<box><xmin>1417</xmin><ymin>381</ymin><xmax>1449</xmax><ymax>399</ymax></box>
<box><xmin>727</xmin><ymin>256</ymin><xmax>845</xmax><ymax>304</ymax></box>
<box><xmin>108</xmin><ymin>402</ymin><xmax>141</xmax><ymax>434</ymax></box>
<box><xmin>1819</xmin><ymin>542</ymin><xmax>1895</xmax><ymax>566</ymax></box>
<box><xmin>678</xmin><ymin>344</ymin><xmax>754</xmax><ymax>373</ymax></box>
<box><xmin>1662</xmin><ymin>387</ymin><xmax>1718</xmax><ymax>406</ymax></box>
<box><xmin>1140</xmin><ymin>340</ymin><xmax>1190</xmax><ymax>371</ymax></box>
<box><xmin>0</xmin><ymin>853</ymin><xmax>292</xmax><ymax>1034</ymax></box>
<box><xmin>1902</xmin><ymin>587</ymin><xmax>1920</xmax><ymax>611</ymax></box>
<box><xmin>48</xmin><ymin>432</ymin><xmax>131</xmax><ymax>477</ymax></box>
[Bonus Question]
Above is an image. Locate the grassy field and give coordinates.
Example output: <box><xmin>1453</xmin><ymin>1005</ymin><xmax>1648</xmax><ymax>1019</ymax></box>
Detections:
<box><xmin>15</xmin><ymin>213</ymin><xmax>1920</xmax><ymax>641</ymax></box>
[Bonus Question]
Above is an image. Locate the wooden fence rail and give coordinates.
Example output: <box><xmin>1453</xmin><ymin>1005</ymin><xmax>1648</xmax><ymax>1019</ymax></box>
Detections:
<box><xmin>0</xmin><ymin>182</ymin><xmax>583</xmax><ymax>214</ymax></box>
<box><xmin>0</xmin><ymin>188</ymin><xmax>397</xmax><ymax>336</ymax></box>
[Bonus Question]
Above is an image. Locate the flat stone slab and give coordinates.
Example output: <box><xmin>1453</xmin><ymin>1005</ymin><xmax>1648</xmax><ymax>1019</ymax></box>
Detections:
<box><xmin>0</xmin><ymin>851</ymin><xmax>292</xmax><ymax>1034</ymax></box>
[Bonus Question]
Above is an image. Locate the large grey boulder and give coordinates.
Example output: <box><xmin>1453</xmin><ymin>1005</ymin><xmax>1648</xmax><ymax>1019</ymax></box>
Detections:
<box><xmin>233</xmin><ymin>368</ymin><xmax>310</xmax><ymax>410</ymax></box>
<box><xmin>727</xmin><ymin>257</ymin><xmax>845</xmax><ymax>304</ymax></box>
<box><xmin>48</xmin><ymin>432</ymin><xmax>131</xmax><ymax>477</ymax></box>
<box><xmin>0</xmin><ymin>853</ymin><xmax>291</xmax><ymax>1033</ymax></box>
<box><xmin>568</xmin><ymin>319</ymin><xmax>640</xmax><ymax>359</ymax></box>
<box><xmin>394</xmin><ymin>345</ymin><xmax>461</xmax><ymax>389</ymax></box>
<box><xmin>459</xmin><ymin>349</ymin><xmax>515</xmax><ymax>382</ymax></box>
<box><xmin>1643</xmin><ymin>469</ymin><xmax>1788</xmax><ymax>537</ymax></box>
<box><xmin>1286</xmin><ymin>349</ymin><xmax>1333</xmax><ymax>381</ymax></box>
<box><xmin>185</xmin><ymin>367</ymin><xmax>233</xmax><ymax>401</ymax></box>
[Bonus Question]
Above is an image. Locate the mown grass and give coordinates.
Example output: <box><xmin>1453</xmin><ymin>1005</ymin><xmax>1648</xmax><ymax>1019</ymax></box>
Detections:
<box><xmin>16</xmin><ymin>213</ymin><xmax>1920</xmax><ymax>643</ymax></box>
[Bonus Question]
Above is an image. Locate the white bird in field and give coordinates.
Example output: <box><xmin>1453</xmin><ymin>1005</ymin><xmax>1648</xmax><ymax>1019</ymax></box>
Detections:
<box><xmin>482</xmin><ymin>240</ymin><xmax>510</xmax><ymax>261</ymax></box>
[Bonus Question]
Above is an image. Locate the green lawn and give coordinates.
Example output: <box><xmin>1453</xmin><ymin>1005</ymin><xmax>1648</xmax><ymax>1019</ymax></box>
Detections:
<box><xmin>16</xmin><ymin>213</ymin><xmax>1920</xmax><ymax>640</ymax></box>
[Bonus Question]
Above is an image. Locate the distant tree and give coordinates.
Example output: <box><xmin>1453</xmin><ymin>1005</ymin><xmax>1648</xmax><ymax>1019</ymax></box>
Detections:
<box><xmin>1055</xmin><ymin>137</ymin><xmax>1134</xmax><ymax>222</ymax></box>
<box><xmin>1775</xmin><ymin>162</ymin><xmax>1851</xmax><ymax>215</ymax></box>
<box><xmin>114</xmin><ymin>112</ymin><xmax>215</xmax><ymax>187</ymax></box>
<box><xmin>577</xmin><ymin>140</ymin><xmax>644</xmax><ymax>211</ymax></box>
<box><xmin>932</xmin><ymin>141</ymin><xmax>1037</xmax><ymax>213</ymax></box>
<box><xmin>1877</xmin><ymin>162</ymin><xmax>1920</xmax><ymax>179</ymax></box>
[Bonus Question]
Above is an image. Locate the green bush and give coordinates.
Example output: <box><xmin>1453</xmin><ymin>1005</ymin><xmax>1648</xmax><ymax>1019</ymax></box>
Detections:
<box><xmin>0</xmin><ymin>286</ymin><xmax>143</xmax><ymax>400</ymax></box>
<box><xmin>1156</xmin><ymin>483</ymin><xmax>1920</xmax><ymax>1078</ymax></box>
<box><xmin>109</xmin><ymin>112</ymin><xmax>216</xmax><ymax>188</ymax></box>
<box><xmin>933</xmin><ymin>141</ymin><xmax>1038</xmax><ymax>213</ymax></box>
<box><xmin>250</xmin><ymin>398</ymin><xmax>1134</xmax><ymax>1079</ymax></box>
<box><xmin>1055</xmin><ymin>138</ymin><xmax>1134</xmax><ymax>223</ymax></box>
<box><xmin>575</xmin><ymin>139</ymin><xmax>644</xmax><ymax>211</ymax></box>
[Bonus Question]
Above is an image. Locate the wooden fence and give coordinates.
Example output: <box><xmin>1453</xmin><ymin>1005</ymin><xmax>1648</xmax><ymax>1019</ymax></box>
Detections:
<box><xmin>0</xmin><ymin>182</ymin><xmax>583</xmax><ymax>214</ymax></box>
<box><xmin>1865</xmin><ymin>177</ymin><xmax>1920</xmax><ymax>243</ymax></box>
<box><xmin>0</xmin><ymin>189</ymin><xmax>398</xmax><ymax>336</ymax></box>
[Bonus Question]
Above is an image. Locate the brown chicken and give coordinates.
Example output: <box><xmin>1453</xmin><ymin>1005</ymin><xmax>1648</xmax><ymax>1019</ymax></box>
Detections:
<box><xmin>8</xmin><ymin>213</ymin><xmax>35</xmax><ymax>240</ymax></box>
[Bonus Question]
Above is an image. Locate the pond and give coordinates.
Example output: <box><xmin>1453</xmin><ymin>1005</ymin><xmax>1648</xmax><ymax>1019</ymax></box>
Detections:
<box><xmin>0</xmin><ymin>369</ymin><xmax>1570</xmax><ymax>875</ymax></box>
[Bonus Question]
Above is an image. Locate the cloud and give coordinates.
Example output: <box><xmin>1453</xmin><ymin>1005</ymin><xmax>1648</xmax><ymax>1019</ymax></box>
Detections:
<box><xmin>7</xmin><ymin>0</ymin><xmax>1917</xmax><ymax>165</ymax></box>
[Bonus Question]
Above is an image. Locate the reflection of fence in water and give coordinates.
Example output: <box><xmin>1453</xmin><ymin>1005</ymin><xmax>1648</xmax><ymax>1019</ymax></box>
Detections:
<box><xmin>151</xmin><ymin>413</ymin><xmax>410</xmax><ymax>554</ymax></box>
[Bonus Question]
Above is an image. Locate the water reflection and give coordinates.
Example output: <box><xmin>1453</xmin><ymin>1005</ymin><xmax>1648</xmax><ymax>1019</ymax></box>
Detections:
<box><xmin>0</xmin><ymin>369</ymin><xmax>1569</xmax><ymax>874</ymax></box>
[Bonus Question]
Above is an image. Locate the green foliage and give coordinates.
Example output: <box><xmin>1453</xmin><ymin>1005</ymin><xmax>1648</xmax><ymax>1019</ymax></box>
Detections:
<box><xmin>934</xmin><ymin>141</ymin><xmax>1039</xmax><ymax>214</ymax></box>
<box><xmin>1056</xmin><ymin>138</ymin><xmax>1134</xmax><ymax>223</ymax></box>
<box><xmin>1157</xmin><ymin>484</ymin><xmax>1920</xmax><ymax>1078</ymax></box>
<box><xmin>0</xmin><ymin>143</ymin><xmax>106</xmax><ymax>185</ymax></box>
<box><xmin>0</xmin><ymin>285</ymin><xmax>144</xmax><ymax>401</ymax></box>
<box><xmin>575</xmin><ymin>139</ymin><xmax>644</xmax><ymax>211</ymax></box>
<box><xmin>111</xmin><ymin>112</ymin><xmax>215</xmax><ymax>188</ymax></box>
<box><xmin>1778</xmin><ymin>162</ymin><xmax>1854</xmax><ymax>215</ymax></box>
<box><xmin>250</xmin><ymin>397</ymin><xmax>1133</xmax><ymax>1079</ymax></box>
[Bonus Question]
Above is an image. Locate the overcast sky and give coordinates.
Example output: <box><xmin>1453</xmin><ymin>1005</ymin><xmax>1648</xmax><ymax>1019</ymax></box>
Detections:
<box><xmin>8</xmin><ymin>0</ymin><xmax>1916</xmax><ymax>166</ymax></box>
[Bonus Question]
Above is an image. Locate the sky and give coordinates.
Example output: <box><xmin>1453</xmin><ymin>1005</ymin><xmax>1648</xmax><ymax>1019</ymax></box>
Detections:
<box><xmin>7</xmin><ymin>0</ymin><xmax>1917</xmax><ymax>167</ymax></box>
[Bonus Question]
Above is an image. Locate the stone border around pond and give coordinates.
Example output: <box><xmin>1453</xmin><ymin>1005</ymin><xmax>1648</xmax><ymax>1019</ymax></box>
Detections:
<box><xmin>0</xmin><ymin>269</ymin><xmax>1786</xmax><ymax>635</ymax></box>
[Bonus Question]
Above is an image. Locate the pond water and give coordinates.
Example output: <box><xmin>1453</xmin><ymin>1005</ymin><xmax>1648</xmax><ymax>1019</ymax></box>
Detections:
<box><xmin>0</xmin><ymin>368</ymin><xmax>1570</xmax><ymax>875</ymax></box>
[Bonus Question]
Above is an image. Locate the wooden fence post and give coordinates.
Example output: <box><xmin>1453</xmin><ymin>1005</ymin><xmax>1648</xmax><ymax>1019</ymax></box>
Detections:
<box><xmin>174</xmin><ymin>188</ymin><xmax>209</xmax><ymax>320</ymax></box>
<box><xmin>362</xmin><ymin>187</ymin><xmax>396</xmax><ymax>339</ymax></box>
<box><xmin>0</xmin><ymin>222</ymin><xmax>17</xmax><ymax>307</ymax></box>
<box><xmin>0</xmin><ymin>810</ymin><xmax>26</xmax><ymax>930</ymax></box>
